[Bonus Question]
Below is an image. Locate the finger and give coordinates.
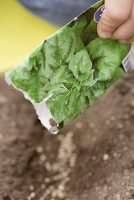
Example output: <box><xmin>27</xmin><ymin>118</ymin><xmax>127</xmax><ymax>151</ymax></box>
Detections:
<box><xmin>113</xmin><ymin>4</ymin><xmax>134</xmax><ymax>40</ymax></box>
<box><xmin>97</xmin><ymin>0</ymin><xmax>133</xmax><ymax>38</ymax></box>
<box><xmin>113</xmin><ymin>17</ymin><xmax>134</xmax><ymax>40</ymax></box>
<box><xmin>128</xmin><ymin>36</ymin><xmax>134</xmax><ymax>42</ymax></box>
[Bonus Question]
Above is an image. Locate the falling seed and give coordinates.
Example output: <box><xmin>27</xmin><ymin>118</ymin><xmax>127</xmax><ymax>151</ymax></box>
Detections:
<box><xmin>62</xmin><ymin>171</ymin><xmax>69</xmax><ymax>177</ymax></box>
<box><xmin>103</xmin><ymin>154</ymin><xmax>109</xmax><ymax>161</ymax></box>
<box><xmin>57</xmin><ymin>135</ymin><xmax>64</xmax><ymax>141</ymax></box>
<box><xmin>57</xmin><ymin>191</ymin><xmax>66</xmax><ymax>199</ymax></box>
<box><xmin>58</xmin><ymin>184</ymin><xmax>65</xmax><ymax>191</ymax></box>
<box><xmin>52</xmin><ymin>190</ymin><xmax>57</xmax><ymax>198</ymax></box>
<box><xmin>51</xmin><ymin>163</ymin><xmax>59</xmax><ymax>172</ymax></box>
<box><xmin>30</xmin><ymin>192</ymin><xmax>36</xmax><ymax>198</ymax></box>
<box><xmin>53</xmin><ymin>175</ymin><xmax>60</xmax><ymax>181</ymax></box>
<box><xmin>66</xmin><ymin>131</ymin><xmax>74</xmax><ymax>137</ymax></box>
<box><xmin>29</xmin><ymin>185</ymin><xmax>34</xmax><ymax>191</ymax></box>
<box><xmin>70</xmin><ymin>156</ymin><xmax>76</xmax><ymax>167</ymax></box>
<box><xmin>44</xmin><ymin>177</ymin><xmax>50</xmax><ymax>183</ymax></box>
<box><xmin>36</xmin><ymin>146</ymin><xmax>43</xmax><ymax>154</ymax></box>
<box><xmin>39</xmin><ymin>154</ymin><xmax>46</xmax><ymax>162</ymax></box>
<box><xmin>38</xmin><ymin>132</ymin><xmax>76</xmax><ymax>200</ymax></box>
<box><xmin>45</xmin><ymin>189</ymin><xmax>51</xmax><ymax>195</ymax></box>
<box><xmin>75</xmin><ymin>122</ymin><xmax>83</xmax><ymax>129</ymax></box>
<box><xmin>45</xmin><ymin>162</ymin><xmax>52</xmax><ymax>171</ymax></box>
<box><xmin>64</xmin><ymin>177</ymin><xmax>70</xmax><ymax>183</ymax></box>
<box><xmin>49</xmin><ymin>185</ymin><xmax>54</xmax><ymax>192</ymax></box>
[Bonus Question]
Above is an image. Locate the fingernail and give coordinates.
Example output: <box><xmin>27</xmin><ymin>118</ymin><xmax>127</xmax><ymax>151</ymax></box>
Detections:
<box><xmin>119</xmin><ymin>40</ymin><xmax>128</xmax><ymax>44</ymax></box>
<box><xmin>99</xmin><ymin>31</ymin><xmax>112</xmax><ymax>39</ymax></box>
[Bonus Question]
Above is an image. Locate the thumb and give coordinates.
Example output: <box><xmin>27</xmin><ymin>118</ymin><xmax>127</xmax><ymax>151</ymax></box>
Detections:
<box><xmin>97</xmin><ymin>0</ymin><xmax>132</xmax><ymax>38</ymax></box>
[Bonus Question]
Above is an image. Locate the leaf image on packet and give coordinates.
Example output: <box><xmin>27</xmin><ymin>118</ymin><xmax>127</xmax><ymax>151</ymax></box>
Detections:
<box><xmin>5</xmin><ymin>0</ymin><xmax>134</xmax><ymax>134</ymax></box>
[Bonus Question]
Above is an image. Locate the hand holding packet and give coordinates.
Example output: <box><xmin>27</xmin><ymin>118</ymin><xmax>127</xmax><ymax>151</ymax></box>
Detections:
<box><xmin>5</xmin><ymin>0</ymin><xmax>134</xmax><ymax>134</ymax></box>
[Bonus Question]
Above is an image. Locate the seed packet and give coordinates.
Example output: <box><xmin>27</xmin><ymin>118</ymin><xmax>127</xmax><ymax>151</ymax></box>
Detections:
<box><xmin>6</xmin><ymin>0</ymin><xmax>134</xmax><ymax>133</ymax></box>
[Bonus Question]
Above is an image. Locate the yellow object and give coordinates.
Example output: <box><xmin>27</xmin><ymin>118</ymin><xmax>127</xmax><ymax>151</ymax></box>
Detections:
<box><xmin>0</xmin><ymin>0</ymin><xmax>57</xmax><ymax>74</ymax></box>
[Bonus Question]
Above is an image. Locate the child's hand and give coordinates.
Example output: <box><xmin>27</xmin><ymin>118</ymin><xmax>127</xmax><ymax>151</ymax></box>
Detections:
<box><xmin>97</xmin><ymin>0</ymin><xmax>134</xmax><ymax>42</ymax></box>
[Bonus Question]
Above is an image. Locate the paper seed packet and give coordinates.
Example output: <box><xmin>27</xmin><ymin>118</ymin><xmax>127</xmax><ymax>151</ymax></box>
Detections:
<box><xmin>5</xmin><ymin>0</ymin><xmax>134</xmax><ymax>134</ymax></box>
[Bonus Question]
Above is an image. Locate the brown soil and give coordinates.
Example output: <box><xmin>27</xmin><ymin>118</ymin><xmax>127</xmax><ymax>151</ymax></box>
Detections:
<box><xmin>0</xmin><ymin>72</ymin><xmax>134</xmax><ymax>200</ymax></box>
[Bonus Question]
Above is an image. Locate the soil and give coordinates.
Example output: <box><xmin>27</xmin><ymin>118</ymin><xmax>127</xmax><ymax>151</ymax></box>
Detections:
<box><xmin>0</xmin><ymin>71</ymin><xmax>134</xmax><ymax>200</ymax></box>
